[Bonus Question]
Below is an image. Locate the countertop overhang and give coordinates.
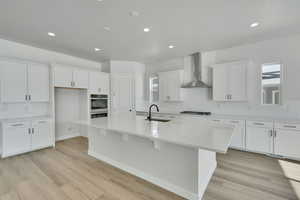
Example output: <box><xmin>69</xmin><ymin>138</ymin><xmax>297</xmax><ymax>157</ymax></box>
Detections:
<box><xmin>75</xmin><ymin>113</ymin><xmax>236</xmax><ymax>153</ymax></box>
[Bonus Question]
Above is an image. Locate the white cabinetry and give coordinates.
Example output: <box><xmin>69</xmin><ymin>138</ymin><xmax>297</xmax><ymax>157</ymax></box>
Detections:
<box><xmin>246</xmin><ymin>121</ymin><xmax>273</xmax><ymax>154</ymax></box>
<box><xmin>274</xmin><ymin>123</ymin><xmax>300</xmax><ymax>159</ymax></box>
<box><xmin>54</xmin><ymin>65</ymin><xmax>89</xmax><ymax>89</ymax></box>
<box><xmin>212</xmin><ymin>61</ymin><xmax>247</xmax><ymax>101</ymax></box>
<box><xmin>209</xmin><ymin>118</ymin><xmax>246</xmax><ymax>149</ymax></box>
<box><xmin>0</xmin><ymin>59</ymin><xmax>49</xmax><ymax>103</ymax></box>
<box><xmin>2</xmin><ymin>121</ymin><xmax>31</xmax><ymax>156</ymax></box>
<box><xmin>159</xmin><ymin>70</ymin><xmax>183</xmax><ymax>102</ymax></box>
<box><xmin>31</xmin><ymin>119</ymin><xmax>53</xmax><ymax>150</ymax></box>
<box><xmin>1</xmin><ymin>118</ymin><xmax>53</xmax><ymax>158</ymax></box>
<box><xmin>89</xmin><ymin>72</ymin><xmax>110</xmax><ymax>94</ymax></box>
<box><xmin>223</xmin><ymin>119</ymin><xmax>246</xmax><ymax>149</ymax></box>
<box><xmin>28</xmin><ymin>63</ymin><xmax>50</xmax><ymax>102</ymax></box>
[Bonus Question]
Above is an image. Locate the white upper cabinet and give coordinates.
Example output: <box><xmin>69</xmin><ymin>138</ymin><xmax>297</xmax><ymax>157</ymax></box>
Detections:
<box><xmin>89</xmin><ymin>72</ymin><xmax>110</xmax><ymax>94</ymax></box>
<box><xmin>212</xmin><ymin>61</ymin><xmax>248</xmax><ymax>101</ymax></box>
<box><xmin>0</xmin><ymin>60</ymin><xmax>27</xmax><ymax>103</ymax></box>
<box><xmin>159</xmin><ymin>70</ymin><xmax>183</xmax><ymax>102</ymax></box>
<box><xmin>53</xmin><ymin>66</ymin><xmax>73</xmax><ymax>88</ymax></box>
<box><xmin>0</xmin><ymin>59</ymin><xmax>49</xmax><ymax>103</ymax></box>
<box><xmin>73</xmin><ymin>69</ymin><xmax>89</xmax><ymax>89</ymax></box>
<box><xmin>54</xmin><ymin>65</ymin><xmax>89</xmax><ymax>89</ymax></box>
<box><xmin>28</xmin><ymin>63</ymin><xmax>49</xmax><ymax>102</ymax></box>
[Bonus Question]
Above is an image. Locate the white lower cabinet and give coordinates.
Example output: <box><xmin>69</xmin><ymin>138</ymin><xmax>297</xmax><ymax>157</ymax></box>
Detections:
<box><xmin>209</xmin><ymin>118</ymin><xmax>246</xmax><ymax>149</ymax></box>
<box><xmin>223</xmin><ymin>119</ymin><xmax>246</xmax><ymax>149</ymax></box>
<box><xmin>274</xmin><ymin>123</ymin><xmax>300</xmax><ymax>159</ymax></box>
<box><xmin>31</xmin><ymin>119</ymin><xmax>53</xmax><ymax>150</ymax></box>
<box><xmin>2</xmin><ymin>121</ymin><xmax>32</xmax><ymax>157</ymax></box>
<box><xmin>1</xmin><ymin>118</ymin><xmax>53</xmax><ymax>158</ymax></box>
<box><xmin>246</xmin><ymin>121</ymin><xmax>273</xmax><ymax>154</ymax></box>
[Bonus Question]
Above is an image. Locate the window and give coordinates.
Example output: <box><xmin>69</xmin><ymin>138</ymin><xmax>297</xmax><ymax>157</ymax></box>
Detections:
<box><xmin>149</xmin><ymin>75</ymin><xmax>159</xmax><ymax>103</ymax></box>
<box><xmin>261</xmin><ymin>63</ymin><xmax>282</xmax><ymax>105</ymax></box>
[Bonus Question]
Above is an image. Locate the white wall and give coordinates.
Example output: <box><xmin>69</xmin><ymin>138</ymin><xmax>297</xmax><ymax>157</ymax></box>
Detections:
<box><xmin>145</xmin><ymin>34</ymin><xmax>300</xmax><ymax>118</ymax></box>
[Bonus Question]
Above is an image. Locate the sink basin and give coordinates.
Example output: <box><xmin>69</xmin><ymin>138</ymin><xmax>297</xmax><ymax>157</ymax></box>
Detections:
<box><xmin>146</xmin><ymin>118</ymin><xmax>171</xmax><ymax>122</ymax></box>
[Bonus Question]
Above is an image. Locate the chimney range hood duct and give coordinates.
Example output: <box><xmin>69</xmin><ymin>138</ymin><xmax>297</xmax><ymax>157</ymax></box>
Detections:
<box><xmin>181</xmin><ymin>52</ymin><xmax>211</xmax><ymax>88</ymax></box>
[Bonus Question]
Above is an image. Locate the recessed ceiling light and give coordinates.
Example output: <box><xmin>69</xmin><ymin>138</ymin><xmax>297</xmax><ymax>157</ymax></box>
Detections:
<box><xmin>144</xmin><ymin>28</ymin><xmax>150</xmax><ymax>32</ymax></box>
<box><xmin>129</xmin><ymin>11</ymin><xmax>140</xmax><ymax>17</ymax></box>
<box><xmin>250</xmin><ymin>22</ymin><xmax>260</xmax><ymax>28</ymax></box>
<box><xmin>48</xmin><ymin>32</ymin><xmax>56</xmax><ymax>37</ymax></box>
<box><xmin>168</xmin><ymin>45</ymin><xmax>175</xmax><ymax>49</ymax></box>
<box><xmin>94</xmin><ymin>48</ymin><xmax>102</xmax><ymax>52</ymax></box>
<box><xmin>103</xmin><ymin>26</ymin><xmax>111</xmax><ymax>31</ymax></box>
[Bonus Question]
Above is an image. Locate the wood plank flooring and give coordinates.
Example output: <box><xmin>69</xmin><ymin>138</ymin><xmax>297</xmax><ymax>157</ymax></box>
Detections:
<box><xmin>0</xmin><ymin>137</ymin><xmax>299</xmax><ymax>200</ymax></box>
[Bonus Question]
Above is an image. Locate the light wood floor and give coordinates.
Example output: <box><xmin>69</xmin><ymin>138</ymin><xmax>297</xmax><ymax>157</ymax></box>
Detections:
<box><xmin>0</xmin><ymin>137</ymin><xmax>299</xmax><ymax>200</ymax></box>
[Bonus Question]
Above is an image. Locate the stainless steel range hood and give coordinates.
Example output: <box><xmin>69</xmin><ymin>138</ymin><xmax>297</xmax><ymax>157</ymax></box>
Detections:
<box><xmin>181</xmin><ymin>52</ymin><xmax>211</xmax><ymax>88</ymax></box>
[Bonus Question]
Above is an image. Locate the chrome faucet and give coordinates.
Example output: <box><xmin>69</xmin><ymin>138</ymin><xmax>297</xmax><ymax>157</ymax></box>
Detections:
<box><xmin>147</xmin><ymin>104</ymin><xmax>159</xmax><ymax>121</ymax></box>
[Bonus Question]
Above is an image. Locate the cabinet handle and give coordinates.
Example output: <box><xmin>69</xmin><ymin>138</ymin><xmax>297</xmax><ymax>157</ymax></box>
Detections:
<box><xmin>28</xmin><ymin>95</ymin><xmax>31</xmax><ymax>101</ymax></box>
<box><xmin>32</xmin><ymin>128</ymin><xmax>34</xmax><ymax>134</ymax></box>
<box><xmin>253</xmin><ymin>122</ymin><xmax>265</xmax><ymax>126</ymax></box>
<box><xmin>274</xmin><ymin>130</ymin><xmax>277</xmax><ymax>137</ymax></box>
<box><xmin>230</xmin><ymin>120</ymin><xmax>239</xmax><ymax>124</ymax></box>
<box><xmin>25</xmin><ymin>95</ymin><xmax>28</xmax><ymax>101</ymax></box>
<box><xmin>283</xmin><ymin>125</ymin><xmax>297</xmax><ymax>129</ymax></box>
<box><xmin>38</xmin><ymin>121</ymin><xmax>47</xmax><ymax>124</ymax></box>
<box><xmin>73</xmin><ymin>81</ymin><xmax>76</xmax><ymax>87</ymax></box>
<box><xmin>11</xmin><ymin>123</ymin><xmax>24</xmax><ymax>127</ymax></box>
<box><xmin>269</xmin><ymin>130</ymin><xmax>273</xmax><ymax>137</ymax></box>
<box><xmin>28</xmin><ymin>128</ymin><xmax>31</xmax><ymax>134</ymax></box>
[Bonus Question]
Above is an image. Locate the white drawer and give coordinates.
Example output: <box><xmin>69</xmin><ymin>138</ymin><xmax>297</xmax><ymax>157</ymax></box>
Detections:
<box><xmin>246</xmin><ymin>120</ymin><xmax>273</xmax><ymax>128</ymax></box>
<box><xmin>275</xmin><ymin>122</ymin><xmax>300</xmax><ymax>131</ymax></box>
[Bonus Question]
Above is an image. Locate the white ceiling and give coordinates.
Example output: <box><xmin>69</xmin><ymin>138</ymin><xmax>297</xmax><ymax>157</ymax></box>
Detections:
<box><xmin>1</xmin><ymin>0</ymin><xmax>300</xmax><ymax>63</ymax></box>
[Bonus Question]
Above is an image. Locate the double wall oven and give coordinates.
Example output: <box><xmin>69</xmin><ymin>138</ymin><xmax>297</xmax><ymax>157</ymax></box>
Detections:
<box><xmin>90</xmin><ymin>94</ymin><xmax>108</xmax><ymax>118</ymax></box>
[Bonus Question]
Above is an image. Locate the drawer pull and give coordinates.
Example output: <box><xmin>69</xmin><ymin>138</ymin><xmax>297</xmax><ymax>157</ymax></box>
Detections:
<box><xmin>230</xmin><ymin>121</ymin><xmax>239</xmax><ymax>124</ymax></box>
<box><xmin>253</xmin><ymin>122</ymin><xmax>265</xmax><ymax>126</ymax></box>
<box><xmin>11</xmin><ymin>123</ymin><xmax>24</xmax><ymax>127</ymax></box>
<box><xmin>283</xmin><ymin>125</ymin><xmax>297</xmax><ymax>129</ymax></box>
<box><xmin>38</xmin><ymin>121</ymin><xmax>47</xmax><ymax>124</ymax></box>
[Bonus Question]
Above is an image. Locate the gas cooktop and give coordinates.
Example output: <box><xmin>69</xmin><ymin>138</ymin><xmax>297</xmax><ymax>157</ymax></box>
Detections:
<box><xmin>180</xmin><ymin>111</ymin><xmax>212</xmax><ymax>115</ymax></box>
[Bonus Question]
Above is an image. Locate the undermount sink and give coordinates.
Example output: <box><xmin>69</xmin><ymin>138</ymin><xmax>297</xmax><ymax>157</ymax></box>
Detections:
<box><xmin>146</xmin><ymin>118</ymin><xmax>171</xmax><ymax>122</ymax></box>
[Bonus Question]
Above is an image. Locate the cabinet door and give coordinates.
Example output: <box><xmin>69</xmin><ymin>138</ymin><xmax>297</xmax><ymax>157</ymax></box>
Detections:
<box><xmin>213</xmin><ymin>66</ymin><xmax>228</xmax><ymax>101</ymax></box>
<box><xmin>228</xmin><ymin>63</ymin><xmax>247</xmax><ymax>101</ymax></box>
<box><xmin>224</xmin><ymin>120</ymin><xmax>245</xmax><ymax>149</ymax></box>
<box><xmin>89</xmin><ymin>72</ymin><xmax>110</xmax><ymax>94</ymax></box>
<box><xmin>100</xmin><ymin>73</ymin><xmax>110</xmax><ymax>95</ymax></box>
<box><xmin>54</xmin><ymin>66</ymin><xmax>73</xmax><ymax>88</ymax></box>
<box><xmin>73</xmin><ymin>69</ymin><xmax>89</xmax><ymax>89</ymax></box>
<box><xmin>168</xmin><ymin>70</ymin><xmax>183</xmax><ymax>101</ymax></box>
<box><xmin>159</xmin><ymin>72</ymin><xmax>169</xmax><ymax>102</ymax></box>
<box><xmin>2</xmin><ymin>121</ymin><xmax>31</xmax><ymax>157</ymax></box>
<box><xmin>0</xmin><ymin>60</ymin><xmax>27</xmax><ymax>103</ymax></box>
<box><xmin>28</xmin><ymin>64</ymin><xmax>49</xmax><ymax>102</ymax></box>
<box><xmin>246</xmin><ymin>126</ymin><xmax>273</xmax><ymax>154</ymax></box>
<box><xmin>111</xmin><ymin>75</ymin><xmax>134</xmax><ymax>113</ymax></box>
<box><xmin>274</xmin><ymin>129</ymin><xmax>300</xmax><ymax>159</ymax></box>
<box><xmin>31</xmin><ymin>119</ymin><xmax>52</xmax><ymax>150</ymax></box>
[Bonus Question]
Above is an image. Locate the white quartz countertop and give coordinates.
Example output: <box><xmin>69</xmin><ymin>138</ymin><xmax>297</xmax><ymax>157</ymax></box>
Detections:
<box><xmin>136</xmin><ymin>110</ymin><xmax>300</xmax><ymax>124</ymax></box>
<box><xmin>74</xmin><ymin>113</ymin><xmax>236</xmax><ymax>153</ymax></box>
<box><xmin>0</xmin><ymin>115</ymin><xmax>52</xmax><ymax>123</ymax></box>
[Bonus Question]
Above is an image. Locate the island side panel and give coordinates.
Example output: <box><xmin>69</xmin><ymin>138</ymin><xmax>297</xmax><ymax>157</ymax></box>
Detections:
<box><xmin>197</xmin><ymin>149</ymin><xmax>217</xmax><ymax>200</ymax></box>
<box><xmin>88</xmin><ymin>128</ymin><xmax>199</xmax><ymax>200</ymax></box>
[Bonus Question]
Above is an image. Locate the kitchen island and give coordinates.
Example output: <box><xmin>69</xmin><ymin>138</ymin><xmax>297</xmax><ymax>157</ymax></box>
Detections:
<box><xmin>75</xmin><ymin>113</ymin><xmax>236</xmax><ymax>200</ymax></box>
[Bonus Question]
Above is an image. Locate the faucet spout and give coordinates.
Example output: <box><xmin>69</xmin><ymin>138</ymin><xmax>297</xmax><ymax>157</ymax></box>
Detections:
<box><xmin>147</xmin><ymin>104</ymin><xmax>159</xmax><ymax>121</ymax></box>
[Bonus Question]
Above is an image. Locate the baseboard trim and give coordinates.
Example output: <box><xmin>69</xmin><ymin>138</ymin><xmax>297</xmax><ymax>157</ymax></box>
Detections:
<box><xmin>55</xmin><ymin>134</ymin><xmax>80</xmax><ymax>141</ymax></box>
<box><xmin>88</xmin><ymin>150</ymin><xmax>199</xmax><ymax>200</ymax></box>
